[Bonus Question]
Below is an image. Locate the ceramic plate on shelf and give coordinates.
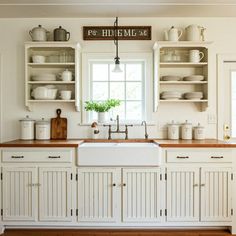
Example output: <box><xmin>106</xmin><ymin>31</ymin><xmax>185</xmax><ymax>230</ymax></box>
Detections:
<box><xmin>183</xmin><ymin>75</ymin><xmax>204</xmax><ymax>81</ymax></box>
<box><xmin>161</xmin><ymin>75</ymin><xmax>182</xmax><ymax>81</ymax></box>
<box><xmin>31</xmin><ymin>73</ymin><xmax>57</xmax><ymax>81</ymax></box>
<box><xmin>184</xmin><ymin>92</ymin><xmax>203</xmax><ymax>100</ymax></box>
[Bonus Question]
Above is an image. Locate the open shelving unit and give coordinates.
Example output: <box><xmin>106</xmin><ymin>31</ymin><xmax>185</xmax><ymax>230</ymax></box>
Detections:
<box><xmin>25</xmin><ymin>42</ymin><xmax>81</xmax><ymax>111</ymax></box>
<box><xmin>153</xmin><ymin>41</ymin><xmax>212</xmax><ymax>112</ymax></box>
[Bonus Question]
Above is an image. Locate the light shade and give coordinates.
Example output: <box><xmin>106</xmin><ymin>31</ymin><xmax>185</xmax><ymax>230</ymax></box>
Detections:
<box><xmin>112</xmin><ymin>63</ymin><xmax>123</xmax><ymax>73</ymax></box>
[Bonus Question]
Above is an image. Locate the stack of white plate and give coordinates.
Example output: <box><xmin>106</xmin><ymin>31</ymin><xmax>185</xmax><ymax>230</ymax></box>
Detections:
<box><xmin>161</xmin><ymin>75</ymin><xmax>181</xmax><ymax>81</ymax></box>
<box><xmin>184</xmin><ymin>92</ymin><xmax>203</xmax><ymax>100</ymax></box>
<box><xmin>183</xmin><ymin>75</ymin><xmax>204</xmax><ymax>81</ymax></box>
<box><xmin>31</xmin><ymin>73</ymin><xmax>57</xmax><ymax>81</ymax></box>
<box><xmin>161</xmin><ymin>91</ymin><xmax>182</xmax><ymax>100</ymax></box>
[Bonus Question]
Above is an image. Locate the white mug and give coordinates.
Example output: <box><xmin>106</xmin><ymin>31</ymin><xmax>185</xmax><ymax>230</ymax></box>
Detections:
<box><xmin>60</xmin><ymin>90</ymin><xmax>72</xmax><ymax>100</ymax></box>
<box><xmin>189</xmin><ymin>50</ymin><xmax>204</xmax><ymax>63</ymax></box>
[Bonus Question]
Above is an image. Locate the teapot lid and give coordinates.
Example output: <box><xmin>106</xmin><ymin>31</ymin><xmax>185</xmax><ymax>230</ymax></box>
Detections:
<box><xmin>55</xmin><ymin>26</ymin><xmax>66</xmax><ymax>31</ymax></box>
<box><xmin>32</xmin><ymin>24</ymin><xmax>47</xmax><ymax>31</ymax></box>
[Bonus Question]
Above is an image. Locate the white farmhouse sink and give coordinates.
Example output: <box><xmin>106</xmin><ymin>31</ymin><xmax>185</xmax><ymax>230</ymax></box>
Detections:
<box><xmin>78</xmin><ymin>142</ymin><xmax>161</xmax><ymax>166</ymax></box>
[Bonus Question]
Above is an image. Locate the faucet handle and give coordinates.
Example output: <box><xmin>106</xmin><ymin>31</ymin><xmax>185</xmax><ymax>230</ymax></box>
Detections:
<box><xmin>103</xmin><ymin>124</ymin><xmax>111</xmax><ymax>127</ymax></box>
<box><xmin>125</xmin><ymin>124</ymin><xmax>133</xmax><ymax>127</ymax></box>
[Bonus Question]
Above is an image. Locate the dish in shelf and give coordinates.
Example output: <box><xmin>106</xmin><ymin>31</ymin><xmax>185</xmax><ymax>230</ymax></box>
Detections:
<box><xmin>184</xmin><ymin>92</ymin><xmax>203</xmax><ymax>100</ymax></box>
<box><xmin>31</xmin><ymin>73</ymin><xmax>57</xmax><ymax>81</ymax></box>
<box><xmin>161</xmin><ymin>91</ymin><xmax>182</xmax><ymax>100</ymax></box>
<box><xmin>161</xmin><ymin>75</ymin><xmax>181</xmax><ymax>81</ymax></box>
<box><xmin>183</xmin><ymin>75</ymin><xmax>204</xmax><ymax>81</ymax></box>
<box><xmin>32</xmin><ymin>55</ymin><xmax>46</xmax><ymax>63</ymax></box>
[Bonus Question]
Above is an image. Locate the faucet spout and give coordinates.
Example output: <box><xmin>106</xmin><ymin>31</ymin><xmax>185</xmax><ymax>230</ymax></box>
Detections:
<box><xmin>141</xmin><ymin>120</ymin><xmax>149</xmax><ymax>139</ymax></box>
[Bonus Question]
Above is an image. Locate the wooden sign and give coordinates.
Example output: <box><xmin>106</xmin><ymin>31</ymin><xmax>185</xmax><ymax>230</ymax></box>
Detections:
<box><xmin>83</xmin><ymin>26</ymin><xmax>151</xmax><ymax>40</ymax></box>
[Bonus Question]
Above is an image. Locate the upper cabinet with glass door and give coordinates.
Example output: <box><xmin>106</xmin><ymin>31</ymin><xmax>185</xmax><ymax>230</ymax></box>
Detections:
<box><xmin>153</xmin><ymin>41</ymin><xmax>212</xmax><ymax>112</ymax></box>
<box><xmin>25</xmin><ymin>42</ymin><xmax>81</xmax><ymax>111</ymax></box>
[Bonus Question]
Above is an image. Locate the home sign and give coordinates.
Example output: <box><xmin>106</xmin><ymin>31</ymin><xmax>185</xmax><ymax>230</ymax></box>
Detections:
<box><xmin>83</xmin><ymin>26</ymin><xmax>151</xmax><ymax>40</ymax></box>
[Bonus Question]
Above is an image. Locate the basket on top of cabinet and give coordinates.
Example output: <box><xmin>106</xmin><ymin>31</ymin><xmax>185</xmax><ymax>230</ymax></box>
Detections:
<box><xmin>25</xmin><ymin>42</ymin><xmax>81</xmax><ymax>111</ymax></box>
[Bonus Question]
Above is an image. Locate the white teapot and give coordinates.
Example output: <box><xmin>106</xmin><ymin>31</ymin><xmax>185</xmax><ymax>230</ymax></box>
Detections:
<box><xmin>164</xmin><ymin>26</ymin><xmax>183</xmax><ymax>41</ymax></box>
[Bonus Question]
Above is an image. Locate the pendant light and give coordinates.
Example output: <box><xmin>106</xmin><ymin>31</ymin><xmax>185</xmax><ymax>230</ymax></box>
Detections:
<box><xmin>112</xmin><ymin>17</ymin><xmax>122</xmax><ymax>73</ymax></box>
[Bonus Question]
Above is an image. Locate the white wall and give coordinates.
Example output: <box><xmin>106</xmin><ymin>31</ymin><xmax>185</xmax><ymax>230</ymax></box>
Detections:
<box><xmin>0</xmin><ymin>17</ymin><xmax>235</xmax><ymax>141</ymax></box>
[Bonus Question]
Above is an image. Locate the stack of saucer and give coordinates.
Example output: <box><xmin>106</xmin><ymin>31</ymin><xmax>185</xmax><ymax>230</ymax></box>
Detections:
<box><xmin>161</xmin><ymin>91</ymin><xmax>182</xmax><ymax>100</ymax></box>
<box><xmin>161</xmin><ymin>75</ymin><xmax>181</xmax><ymax>81</ymax></box>
<box><xmin>183</xmin><ymin>75</ymin><xmax>204</xmax><ymax>81</ymax></box>
<box><xmin>184</xmin><ymin>92</ymin><xmax>203</xmax><ymax>100</ymax></box>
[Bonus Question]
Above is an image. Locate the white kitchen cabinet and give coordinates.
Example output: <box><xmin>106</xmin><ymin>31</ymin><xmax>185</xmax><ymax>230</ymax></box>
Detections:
<box><xmin>201</xmin><ymin>167</ymin><xmax>232</xmax><ymax>222</ymax></box>
<box><xmin>77</xmin><ymin>168</ymin><xmax>119</xmax><ymax>223</ymax></box>
<box><xmin>77</xmin><ymin>167</ymin><xmax>163</xmax><ymax>223</ymax></box>
<box><xmin>166</xmin><ymin>167</ymin><xmax>199</xmax><ymax>222</ymax></box>
<box><xmin>122</xmin><ymin>168</ymin><xmax>163</xmax><ymax>222</ymax></box>
<box><xmin>25</xmin><ymin>42</ymin><xmax>81</xmax><ymax>111</ymax></box>
<box><xmin>153</xmin><ymin>41</ymin><xmax>212</xmax><ymax>111</ymax></box>
<box><xmin>39</xmin><ymin>167</ymin><xmax>72</xmax><ymax>222</ymax></box>
<box><xmin>2</xmin><ymin>167</ymin><xmax>37</xmax><ymax>221</ymax></box>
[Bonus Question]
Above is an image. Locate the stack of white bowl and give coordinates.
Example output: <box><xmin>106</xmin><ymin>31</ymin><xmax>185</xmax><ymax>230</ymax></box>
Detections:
<box><xmin>161</xmin><ymin>91</ymin><xmax>182</xmax><ymax>100</ymax></box>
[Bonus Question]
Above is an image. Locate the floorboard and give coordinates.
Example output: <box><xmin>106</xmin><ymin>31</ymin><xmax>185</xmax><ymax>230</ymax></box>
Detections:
<box><xmin>1</xmin><ymin>229</ymin><xmax>234</xmax><ymax>236</ymax></box>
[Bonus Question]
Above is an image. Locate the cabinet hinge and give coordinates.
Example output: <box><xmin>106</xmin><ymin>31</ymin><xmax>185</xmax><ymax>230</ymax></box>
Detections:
<box><xmin>71</xmin><ymin>209</ymin><xmax>73</xmax><ymax>216</ymax></box>
<box><xmin>231</xmin><ymin>209</ymin><xmax>234</xmax><ymax>216</ymax></box>
<box><xmin>160</xmin><ymin>174</ymin><xmax>162</xmax><ymax>181</ymax></box>
<box><xmin>71</xmin><ymin>173</ymin><xmax>73</xmax><ymax>180</ymax></box>
<box><xmin>231</xmin><ymin>173</ymin><xmax>234</xmax><ymax>181</ymax></box>
<box><xmin>165</xmin><ymin>173</ymin><xmax>167</xmax><ymax>180</ymax></box>
<box><xmin>76</xmin><ymin>174</ymin><xmax>78</xmax><ymax>181</ymax></box>
<box><xmin>0</xmin><ymin>173</ymin><xmax>2</xmax><ymax>180</ymax></box>
<box><xmin>165</xmin><ymin>209</ymin><xmax>167</xmax><ymax>216</ymax></box>
<box><xmin>76</xmin><ymin>209</ymin><xmax>78</xmax><ymax>216</ymax></box>
<box><xmin>1</xmin><ymin>209</ymin><xmax>3</xmax><ymax>216</ymax></box>
<box><xmin>160</xmin><ymin>209</ymin><xmax>162</xmax><ymax>216</ymax></box>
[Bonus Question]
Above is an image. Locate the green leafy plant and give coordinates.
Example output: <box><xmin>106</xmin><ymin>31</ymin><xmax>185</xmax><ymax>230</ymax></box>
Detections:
<box><xmin>84</xmin><ymin>99</ymin><xmax>121</xmax><ymax>113</ymax></box>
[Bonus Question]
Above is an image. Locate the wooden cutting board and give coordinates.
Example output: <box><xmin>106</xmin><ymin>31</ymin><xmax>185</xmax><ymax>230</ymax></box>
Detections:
<box><xmin>51</xmin><ymin>109</ymin><xmax>67</xmax><ymax>140</ymax></box>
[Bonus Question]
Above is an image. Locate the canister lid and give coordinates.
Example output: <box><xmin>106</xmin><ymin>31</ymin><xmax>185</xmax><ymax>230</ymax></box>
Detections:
<box><xmin>168</xmin><ymin>120</ymin><xmax>179</xmax><ymax>126</ymax></box>
<box><xmin>36</xmin><ymin>118</ymin><xmax>50</xmax><ymax>125</ymax></box>
<box><xmin>19</xmin><ymin>115</ymin><xmax>35</xmax><ymax>122</ymax></box>
<box><xmin>194</xmin><ymin>123</ymin><xmax>204</xmax><ymax>129</ymax></box>
<box><xmin>182</xmin><ymin>120</ymin><xmax>192</xmax><ymax>125</ymax></box>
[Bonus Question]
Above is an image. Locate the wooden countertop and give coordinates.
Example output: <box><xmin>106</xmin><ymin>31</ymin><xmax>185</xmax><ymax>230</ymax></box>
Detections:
<box><xmin>0</xmin><ymin>139</ymin><xmax>236</xmax><ymax>148</ymax></box>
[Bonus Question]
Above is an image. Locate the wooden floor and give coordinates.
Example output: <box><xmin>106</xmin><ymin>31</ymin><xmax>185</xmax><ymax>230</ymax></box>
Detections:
<box><xmin>2</xmin><ymin>229</ymin><xmax>234</xmax><ymax>236</ymax></box>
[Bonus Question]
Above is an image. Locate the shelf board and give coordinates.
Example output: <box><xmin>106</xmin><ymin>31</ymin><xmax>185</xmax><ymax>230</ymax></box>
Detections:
<box><xmin>28</xmin><ymin>81</ymin><xmax>75</xmax><ymax>84</ymax></box>
<box><xmin>160</xmin><ymin>81</ymin><xmax>208</xmax><ymax>85</ymax></box>
<box><xmin>160</xmin><ymin>62</ymin><xmax>208</xmax><ymax>68</ymax></box>
<box><xmin>160</xmin><ymin>99</ymin><xmax>208</xmax><ymax>103</ymax></box>
<box><xmin>27</xmin><ymin>63</ymin><xmax>75</xmax><ymax>67</ymax></box>
<box><xmin>28</xmin><ymin>100</ymin><xmax>75</xmax><ymax>102</ymax></box>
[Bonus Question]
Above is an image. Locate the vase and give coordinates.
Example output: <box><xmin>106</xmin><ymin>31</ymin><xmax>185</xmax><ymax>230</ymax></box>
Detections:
<box><xmin>97</xmin><ymin>112</ymin><xmax>106</xmax><ymax>123</ymax></box>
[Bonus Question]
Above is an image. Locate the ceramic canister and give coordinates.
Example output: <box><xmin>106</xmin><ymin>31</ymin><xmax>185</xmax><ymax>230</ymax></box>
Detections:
<box><xmin>35</xmin><ymin>118</ymin><xmax>50</xmax><ymax>140</ymax></box>
<box><xmin>181</xmin><ymin>120</ymin><xmax>193</xmax><ymax>140</ymax></box>
<box><xmin>19</xmin><ymin>116</ymin><xmax>35</xmax><ymax>140</ymax></box>
<box><xmin>193</xmin><ymin>123</ymin><xmax>205</xmax><ymax>140</ymax></box>
<box><xmin>167</xmin><ymin>121</ymin><xmax>179</xmax><ymax>140</ymax></box>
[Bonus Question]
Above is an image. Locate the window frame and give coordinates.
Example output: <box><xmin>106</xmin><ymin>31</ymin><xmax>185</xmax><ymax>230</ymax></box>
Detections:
<box><xmin>81</xmin><ymin>52</ymin><xmax>153</xmax><ymax>124</ymax></box>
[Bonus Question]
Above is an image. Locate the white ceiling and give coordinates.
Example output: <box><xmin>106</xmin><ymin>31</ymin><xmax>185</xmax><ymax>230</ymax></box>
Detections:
<box><xmin>0</xmin><ymin>0</ymin><xmax>236</xmax><ymax>17</ymax></box>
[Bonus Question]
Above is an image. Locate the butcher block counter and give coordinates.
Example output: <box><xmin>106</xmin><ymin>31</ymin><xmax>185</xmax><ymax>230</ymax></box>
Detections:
<box><xmin>0</xmin><ymin>138</ymin><xmax>236</xmax><ymax>147</ymax></box>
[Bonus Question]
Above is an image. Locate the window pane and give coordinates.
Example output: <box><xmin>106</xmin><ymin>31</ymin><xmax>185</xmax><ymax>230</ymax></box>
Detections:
<box><xmin>126</xmin><ymin>63</ymin><xmax>142</xmax><ymax>81</ymax></box>
<box><xmin>110</xmin><ymin>101</ymin><xmax>125</xmax><ymax>120</ymax></box>
<box><xmin>126</xmin><ymin>101</ymin><xmax>142</xmax><ymax>120</ymax></box>
<box><xmin>110</xmin><ymin>82</ymin><xmax>125</xmax><ymax>100</ymax></box>
<box><xmin>232</xmin><ymin>71</ymin><xmax>236</xmax><ymax>137</ymax></box>
<box><xmin>110</xmin><ymin>64</ymin><xmax>125</xmax><ymax>81</ymax></box>
<box><xmin>92</xmin><ymin>64</ymin><xmax>108</xmax><ymax>81</ymax></box>
<box><xmin>92</xmin><ymin>82</ymin><xmax>108</xmax><ymax>100</ymax></box>
<box><xmin>126</xmin><ymin>82</ymin><xmax>142</xmax><ymax>100</ymax></box>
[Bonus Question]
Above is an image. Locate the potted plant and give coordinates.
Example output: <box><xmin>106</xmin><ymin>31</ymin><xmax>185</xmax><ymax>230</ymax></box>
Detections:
<box><xmin>84</xmin><ymin>99</ymin><xmax>121</xmax><ymax>123</ymax></box>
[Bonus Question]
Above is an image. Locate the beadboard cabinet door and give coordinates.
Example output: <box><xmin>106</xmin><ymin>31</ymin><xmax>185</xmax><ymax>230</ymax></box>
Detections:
<box><xmin>200</xmin><ymin>167</ymin><xmax>232</xmax><ymax>222</ymax></box>
<box><xmin>166</xmin><ymin>167</ymin><xmax>199</xmax><ymax>222</ymax></box>
<box><xmin>2</xmin><ymin>167</ymin><xmax>37</xmax><ymax>221</ymax></box>
<box><xmin>39</xmin><ymin>167</ymin><xmax>72</xmax><ymax>222</ymax></box>
<box><xmin>77</xmin><ymin>168</ymin><xmax>119</xmax><ymax>223</ymax></box>
<box><xmin>122</xmin><ymin>168</ymin><xmax>163</xmax><ymax>222</ymax></box>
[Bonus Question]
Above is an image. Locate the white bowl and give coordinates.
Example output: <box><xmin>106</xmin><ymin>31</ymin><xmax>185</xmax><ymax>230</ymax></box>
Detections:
<box><xmin>32</xmin><ymin>55</ymin><xmax>45</xmax><ymax>63</ymax></box>
<box><xmin>31</xmin><ymin>73</ymin><xmax>56</xmax><ymax>81</ymax></box>
<box><xmin>161</xmin><ymin>76</ymin><xmax>181</xmax><ymax>81</ymax></box>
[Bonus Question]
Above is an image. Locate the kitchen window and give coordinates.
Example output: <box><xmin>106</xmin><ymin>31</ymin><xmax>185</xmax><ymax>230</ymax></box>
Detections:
<box><xmin>82</xmin><ymin>53</ymin><xmax>152</xmax><ymax>123</ymax></box>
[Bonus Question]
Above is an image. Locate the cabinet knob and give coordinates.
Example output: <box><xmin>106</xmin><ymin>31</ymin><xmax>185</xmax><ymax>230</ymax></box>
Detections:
<box><xmin>193</xmin><ymin>184</ymin><xmax>199</xmax><ymax>187</ymax></box>
<box><xmin>122</xmin><ymin>183</ymin><xmax>126</xmax><ymax>187</ymax></box>
<box><xmin>200</xmin><ymin>184</ymin><xmax>205</xmax><ymax>187</ymax></box>
<box><xmin>112</xmin><ymin>183</ymin><xmax>116</xmax><ymax>187</ymax></box>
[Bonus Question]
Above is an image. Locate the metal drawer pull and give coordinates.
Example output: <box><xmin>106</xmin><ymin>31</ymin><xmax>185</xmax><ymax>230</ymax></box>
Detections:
<box><xmin>48</xmin><ymin>156</ymin><xmax>61</xmax><ymax>159</ymax></box>
<box><xmin>176</xmin><ymin>156</ymin><xmax>189</xmax><ymax>159</ymax></box>
<box><xmin>193</xmin><ymin>184</ymin><xmax>199</xmax><ymax>187</ymax></box>
<box><xmin>200</xmin><ymin>184</ymin><xmax>205</xmax><ymax>187</ymax></box>
<box><xmin>29</xmin><ymin>183</ymin><xmax>41</xmax><ymax>187</ymax></box>
<box><xmin>11</xmin><ymin>155</ymin><xmax>24</xmax><ymax>159</ymax></box>
<box><xmin>211</xmin><ymin>156</ymin><xmax>223</xmax><ymax>159</ymax></box>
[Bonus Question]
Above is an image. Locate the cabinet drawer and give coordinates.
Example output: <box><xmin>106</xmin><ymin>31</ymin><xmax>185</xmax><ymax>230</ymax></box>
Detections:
<box><xmin>2</xmin><ymin>148</ymin><xmax>73</xmax><ymax>163</ymax></box>
<box><xmin>166</xmin><ymin>149</ymin><xmax>232</xmax><ymax>163</ymax></box>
